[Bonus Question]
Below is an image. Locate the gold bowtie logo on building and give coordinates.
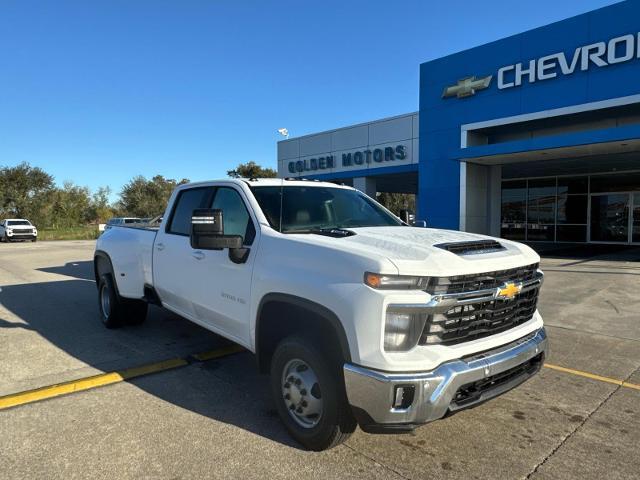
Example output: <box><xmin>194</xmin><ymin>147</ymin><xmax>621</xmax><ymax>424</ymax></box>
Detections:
<box><xmin>496</xmin><ymin>282</ymin><xmax>522</xmax><ymax>300</ymax></box>
<box><xmin>442</xmin><ymin>75</ymin><xmax>493</xmax><ymax>99</ymax></box>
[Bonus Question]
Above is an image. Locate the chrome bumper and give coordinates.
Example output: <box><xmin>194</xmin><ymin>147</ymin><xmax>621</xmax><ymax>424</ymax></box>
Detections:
<box><xmin>343</xmin><ymin>328</ymin><xmax>548</xmax><ymax>432</ymax></box>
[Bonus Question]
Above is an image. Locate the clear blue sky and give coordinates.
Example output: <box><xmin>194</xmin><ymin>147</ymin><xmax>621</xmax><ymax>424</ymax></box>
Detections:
<box><xmin>0</xmin><ymin>0</ymin><xmax>619</xmax><ymax>199</ymax></box>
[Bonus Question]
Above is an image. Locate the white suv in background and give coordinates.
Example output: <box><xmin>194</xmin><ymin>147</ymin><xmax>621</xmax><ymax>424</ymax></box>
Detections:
<box><xmin>0</xmin><ymin>219</ymin><xmax>38</xmax><ymax>242</ymax></box>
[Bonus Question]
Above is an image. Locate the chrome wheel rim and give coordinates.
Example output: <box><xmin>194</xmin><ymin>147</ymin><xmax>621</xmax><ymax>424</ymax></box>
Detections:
<box><xmin>100</xmin><ymin>283</ymin><xmax>111</xmax><ymax>319</ymax></box>
<box><xmin>281</xmin><ymin>358</ymin><xmax>323</xmax><ymax>428</ymax></box>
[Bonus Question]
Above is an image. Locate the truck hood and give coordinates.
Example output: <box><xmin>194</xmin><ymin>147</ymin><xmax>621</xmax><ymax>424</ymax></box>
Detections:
<box><xmin>294</xmin><ymin>226</ymin><xmax>540</xmax><ymax>277</ymax></box>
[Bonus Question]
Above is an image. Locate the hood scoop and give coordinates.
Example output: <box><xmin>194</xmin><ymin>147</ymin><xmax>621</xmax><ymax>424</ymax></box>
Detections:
<box><xmin>435</xmin><ymin>240</ymin><xmax>505</xmax><ymax>256</ymax></box>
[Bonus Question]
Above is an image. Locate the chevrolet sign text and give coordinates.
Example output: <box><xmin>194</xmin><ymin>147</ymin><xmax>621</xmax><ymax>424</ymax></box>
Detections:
<box><xmin>498</xmin><ymin>33</ymin><xmax>640</xmax><ymax>90</ymax></box>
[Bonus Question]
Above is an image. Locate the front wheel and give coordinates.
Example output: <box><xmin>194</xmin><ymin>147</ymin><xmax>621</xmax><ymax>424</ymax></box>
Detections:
<box><xmin>270</xmin><ymin>335</ymin><xmax>356</xmax><ymax>451</ymax></box>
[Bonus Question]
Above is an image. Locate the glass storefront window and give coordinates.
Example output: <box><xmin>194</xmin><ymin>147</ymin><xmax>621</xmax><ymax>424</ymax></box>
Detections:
<box><xmin>557</xmin><ymin>225</ymin><xmax>587</xmax><ymax>242</ymax></box>
<box><xmin>502</xmin><ymin>180</ymin><xmax>527</xmax><ymax>197</ymax></box>
<box><xmin>557</xmin><ymin>177</ymin><xmax>588</xmax><ymax>195</ymax></box>
<box><xmin>557</xmin><ymin>195</ymin><xmax>588</xmax><ymax>224</ymax></box>
<box><xmin>590</xmin><ymin>173</ymin><xmax>640</xmax><ymax>193</ymax></box>
<box><xmin>501</xmin><ymin>224</ymin><xmax>526</xmax><ymax>240</ymax></box>
<box><xmin>502</xmin><ymin>173</ymin><xmax>640</xmax><ymax>243</ymax></box>
<box><xmin>527</xmin><ymin>179</ymin><xmax>556</xmax><ymax>233</ymax></box>
<box><xmin>501</xmin><ymin>180</ymin><xmax>526</xmax><ymax>239</ymax></box>
<box><xmin>527</xmin><ymin>224</ymin><xmax>554</xmax><ymax>241</ymax></box>
<box><xmin>502</xmin><ymin>197</ymin><xmax>526</xmax><ymax>222</ymax></box>
<box><xmin>527</xmin><ymin>196</ymin><xmax>556</xmax><ymax>224</ymax></box>
<box><xmin>590</xmin><ymin>194</ymin><xmax>629</xmax><ymax>242</ymax></box>
<box><xmin>527</xmin><ymin>178</ymin><xmax>556</xmax><ymax>197</ymax></box>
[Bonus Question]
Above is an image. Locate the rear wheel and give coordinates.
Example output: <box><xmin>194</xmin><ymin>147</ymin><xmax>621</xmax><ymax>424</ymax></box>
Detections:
<box><xmin>270</xmin><ymin>335</ymin><xmax>356</xmax><ymax>451</ymax></box>
<box><xmin>97</xmin><ymin>273</ymin><xmax>148</xmax><ymax>328</ymax></box>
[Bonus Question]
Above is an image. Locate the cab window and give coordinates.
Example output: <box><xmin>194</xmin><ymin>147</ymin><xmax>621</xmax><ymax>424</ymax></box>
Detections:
<box><xmin>210</xmin><ymin>187</ymin><xmax>254</xmax><ymax>245</ymax></box>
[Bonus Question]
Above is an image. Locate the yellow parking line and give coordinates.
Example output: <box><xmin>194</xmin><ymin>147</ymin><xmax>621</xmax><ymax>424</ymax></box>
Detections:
<box><xmin>0</xmin><ymin>345</ymin><xmax>247</xmax><ymax>411</ymax></box>
<box><xmin>0</xmin><ymin>344</ymin><xmax>247</xmax><ymax>411</ymax></box>
<box><xmin>0</xmin><ymin>358</ymin><xmax>188</xmax><ymax>411</ymax></box>
<box><xmin>191</xmin><ymin>344</ymin><xmax>245</xmax><ymax>361</ymax></box>
<box><xmin>544</xmin><ymin>363</ymin><xmax>640</xmax><ymax>391</ymax></box>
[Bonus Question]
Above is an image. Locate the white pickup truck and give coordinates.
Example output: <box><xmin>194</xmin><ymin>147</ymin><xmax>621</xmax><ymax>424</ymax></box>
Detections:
<box><xmin>0</xmin><ymin>219</ymin><xmax>38</xmax><ymax>242</ymax></box>
<box><xmin>94</xmin><ymin>178</ymin><xmax>547</xmax><ymax>450</ymax></box>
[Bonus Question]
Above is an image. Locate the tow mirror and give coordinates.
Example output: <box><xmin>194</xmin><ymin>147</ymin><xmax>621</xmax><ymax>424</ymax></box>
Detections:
<box><xmin>414</xmin><ymin>220</ymin><xmax>427</xmax><ymax>228</ymax></box>
<box><xmin>190</xmin><ymin>209</ymin><xmax>243</xmax><ymax>250</ymax></box>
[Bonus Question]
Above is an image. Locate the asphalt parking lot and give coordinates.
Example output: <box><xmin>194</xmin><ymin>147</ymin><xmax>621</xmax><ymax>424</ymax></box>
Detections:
<box><xmin>0</xmin><ymin>240</ymin><xmax>638</xmax><ymax>480</ymax></box>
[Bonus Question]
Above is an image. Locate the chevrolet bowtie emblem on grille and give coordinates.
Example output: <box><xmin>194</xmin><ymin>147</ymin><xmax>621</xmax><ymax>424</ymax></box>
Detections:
<box><xmin>496</xmin><ymin>282</ymin><xmax>522</xmax><ymax>300</ymax></box>
<box><xmin>442</xmin><ymin>75</ymin><xmax>493</xmax><ymax>99</ymax></box>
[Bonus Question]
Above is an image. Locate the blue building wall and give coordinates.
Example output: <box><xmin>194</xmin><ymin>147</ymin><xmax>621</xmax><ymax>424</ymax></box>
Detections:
<box><xmin>418</xmin><ymin>0</ymin><xmax>640</xmax><ymax>229</ymax></box>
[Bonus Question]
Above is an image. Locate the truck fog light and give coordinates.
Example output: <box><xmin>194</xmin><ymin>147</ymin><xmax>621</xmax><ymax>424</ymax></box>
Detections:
<box><xmin>392</xmin><ymin>385</ymin><xmax>415</xmax><ymax>409</ymax></box>
<box><xmin>384</xmin><ymin>307</ymin><xmax>429</xmax><ymax>352</ymax></box>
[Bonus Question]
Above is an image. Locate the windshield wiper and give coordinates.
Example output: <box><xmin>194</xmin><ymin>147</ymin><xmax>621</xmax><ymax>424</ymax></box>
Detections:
<box><xmin>283</xmin><ymin>227</ymin><xmax>355</xmax><ymax>237</ymax></box>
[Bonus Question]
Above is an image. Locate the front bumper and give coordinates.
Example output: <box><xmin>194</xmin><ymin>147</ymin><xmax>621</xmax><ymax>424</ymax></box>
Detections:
<box><xmin>344</xmin><ymin>327</ymin><xmax>548</xmax><ymax>433</ymax></box>
<box><xmin>7</xmin><ymin>232</ymin><xmax>37</xmax><ymax>240</ymax></box>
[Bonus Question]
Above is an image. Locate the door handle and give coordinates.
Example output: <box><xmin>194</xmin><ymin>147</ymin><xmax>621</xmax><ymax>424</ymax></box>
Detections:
<box><xmin>192</xmin><ymin>251</ymin><xmax>205</xmax><ymax>260</ymax></box>
<box><xmin>156</xmin><ymin>243</ymin><xmax>165</xmax><ymax>251</ymax></box>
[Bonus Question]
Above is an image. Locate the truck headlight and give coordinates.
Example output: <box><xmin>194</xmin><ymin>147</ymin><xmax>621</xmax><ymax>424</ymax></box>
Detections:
<box><xmin>365</xmin><ymin>272</ymin><xmax>430</xmax><ymax>290</ymax></box>
<box><xmin>384</xmin><ymin>307</ymin><xmax>428</xmax><ymax>352</ymax></box>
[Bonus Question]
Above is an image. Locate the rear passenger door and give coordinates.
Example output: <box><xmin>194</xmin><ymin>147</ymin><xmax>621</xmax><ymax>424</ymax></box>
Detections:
<box><xmin>153</xmin><ymin>186</ymin><xmax>214</xmax><ymax>318</ymax></box>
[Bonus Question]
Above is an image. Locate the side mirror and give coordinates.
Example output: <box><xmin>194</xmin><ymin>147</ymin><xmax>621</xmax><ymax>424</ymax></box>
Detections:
<box><xmin>190</xmin><ymin>208</ymin><xmax>243</xmax><ymax>250</ymax></box>
<box><xmin>414</xmin><ymin>220</ymin><xmax>427</xmax><ymax>228</ymax></box>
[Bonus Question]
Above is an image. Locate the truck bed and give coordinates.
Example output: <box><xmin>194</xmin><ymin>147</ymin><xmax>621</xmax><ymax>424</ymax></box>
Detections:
<box><xmin>98</xmin><ymin>225</ymin><xmax>158</xmax><ymax>299</ymax></box>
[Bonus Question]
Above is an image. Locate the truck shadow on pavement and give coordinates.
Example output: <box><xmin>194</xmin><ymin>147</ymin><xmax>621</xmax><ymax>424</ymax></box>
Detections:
<box><xmin>0</xmin><ymin>262</ymin><xmax>300</xmax><ymax>449</ymax></box>
<box><xmin>37</xmin><ymin>260</ymin><xmax>97</xmax><ymax>281</ymax></box>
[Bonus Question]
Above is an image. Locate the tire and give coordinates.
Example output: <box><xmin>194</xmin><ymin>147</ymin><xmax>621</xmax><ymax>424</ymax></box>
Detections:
<box><xmin>97</xmin><ymin>273</ymin><xmax>148</xmax><ymax>328</ymax></box>
<box><xmin>270</xmin><ymin>335</ymin><xmax>356</xmax><ymax>451</ymax></box>
<box><xmin>31</xmin><ymin>237</ymin><xmax>37</xmax><ymax>242</ymax></box>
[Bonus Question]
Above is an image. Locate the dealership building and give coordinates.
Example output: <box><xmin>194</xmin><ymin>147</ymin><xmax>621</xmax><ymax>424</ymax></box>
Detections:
<box><xmin>277</xmin><ymin>1</ymin><xmax>640</xmax><ymax>244</ymax></box>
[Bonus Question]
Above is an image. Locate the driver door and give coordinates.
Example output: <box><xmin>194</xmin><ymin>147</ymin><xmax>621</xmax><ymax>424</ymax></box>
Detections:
<box><xmin>189</xmin><ymin>186</ymin><xmax>258</xmax><ymax>345</ymax></box>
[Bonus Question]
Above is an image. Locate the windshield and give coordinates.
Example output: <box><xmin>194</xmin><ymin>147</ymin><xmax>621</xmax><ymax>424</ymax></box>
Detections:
<box><xmin>252</xmin><ymin>185</ymin><xmax>404</xmax><ymax>233</ymax></box>
<box><xmin>8</xmin><ymin>220</ymin><xmax>31</xmax><ymax>226</ymax></box>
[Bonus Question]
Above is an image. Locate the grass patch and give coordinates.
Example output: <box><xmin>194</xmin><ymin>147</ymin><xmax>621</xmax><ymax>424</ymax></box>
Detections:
<box><xmin>38</xmin><ymin>226</ymin><xmax>100</xmax><ymax>241</ymax></box>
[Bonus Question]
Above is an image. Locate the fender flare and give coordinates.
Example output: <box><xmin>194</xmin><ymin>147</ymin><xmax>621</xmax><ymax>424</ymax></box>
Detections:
<box><xmin>255</xmin><ymin>293</ymin><xmax>352</xmax><ymax>366</ymax></box>
<box><xmin>94</xmin><ymin>250</ymin><xmax>119</xmax><ymax>294</ymax></box>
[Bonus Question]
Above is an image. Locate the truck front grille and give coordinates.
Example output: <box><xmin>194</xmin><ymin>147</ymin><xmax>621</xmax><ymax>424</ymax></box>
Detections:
<box><xmin>427</xmin><ymin>263</ymin><xmax>538</xmax><ymax>295</ymax></box>
<box><xmin>420</xmin><ymin>263</ymin><xmax>541</xmax><ymax>346</ymax></box>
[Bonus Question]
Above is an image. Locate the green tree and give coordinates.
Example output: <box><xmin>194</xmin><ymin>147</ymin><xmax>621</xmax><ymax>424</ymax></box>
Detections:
<box><xmin>376</xmin><ymin>192</ymin><xmax>416</xmax><ymax>218</ymax></box>
<box><xmin>87</xmin><ymin>186</ymin><xmax>115</xmax><ymax>223</ymax></box>
<box><xmin>0</xmin><ymin>162</ymin><xmax>55</xmax><ymax>224</ymax></box>
<box><xmin>48</xmin><ymin>182</ymin><xmax>92</xmax><ymax>228</ymax></box>
<box><xmin>227</xmin><ymin>161</ymin><xmax>277</xmax><ymax>179</ymax></box>
<box><xmin>118</xmin><ymin>175</ymin><xmax>189</xmax><ymax>217</ymax></box>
